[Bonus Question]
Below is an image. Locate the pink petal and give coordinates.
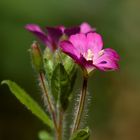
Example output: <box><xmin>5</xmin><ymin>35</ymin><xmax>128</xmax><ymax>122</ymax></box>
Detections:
<box><xmin>64</xmin><ymin>26</ymin><xmax>80</xmax><ymax>37</ymax></box>
<box><xmin>80</xmin><ymin>22</ymin><xmax>95</xmax><ymax>33</ymax></box>
<box><xmin>86</xmin><ymin>32</ymin><xmax>103</xmax><ymax>54</ymax></box>
<box><xmin>104</xmin><ymin>48</ymin><xmax>120</xmax><ymax>61</ymax></box>
<box><xmin>46</xmin><ymin>26</ymin><xmax>63</xmax><ymax>48</ymax></box>
<box><xmin>60</xmin><ymin>40</ymin><xmax>80</xmax><ymax>62</ymax></box>
<box><xmin>69</xmin><ymin>33</ymin><xmax>87</xmax><ymax>54</ymax></box>
<box><xmin>25</xmin><ymin>24</ymin><xmax>42</xmax><ymax>32</ymax></box>
<box><xmin>25</xmin><ymin>24</ymin><xmax>49</xmax><ymax>46</ymax></box>
<box><xmin>95</xmin><ymin>60</ymin><xmax>119</xmax><ymax>71</ymax></box>
<box><xmin>94</xmin><ymin>49</ymin><xmax>119</xmax><ymax>71</ymax></box>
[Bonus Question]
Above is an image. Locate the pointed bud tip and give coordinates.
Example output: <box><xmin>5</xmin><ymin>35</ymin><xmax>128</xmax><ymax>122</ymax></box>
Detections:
<box><xmin>30</xmin><ymin>42</ymin><xmax>43</xmax><ymax>72</ymax></box>
<box><xmin>31</xmin><ymin>41</ymin><xmax>40</xmax><ymax>50</ymax></box>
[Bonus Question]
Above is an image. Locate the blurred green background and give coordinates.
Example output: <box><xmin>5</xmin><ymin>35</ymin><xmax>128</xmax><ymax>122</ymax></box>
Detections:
<box><xmin>0</xmin><ymin>0</ymin><xmax>140</xmax><ymax>140</ymax></box>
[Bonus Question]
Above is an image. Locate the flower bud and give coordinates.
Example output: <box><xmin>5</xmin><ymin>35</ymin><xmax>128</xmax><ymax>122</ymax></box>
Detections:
<box><xmin>30</xmin><ymin>41</ymin><xmax>43</xmax><ymax>72</ymax></box>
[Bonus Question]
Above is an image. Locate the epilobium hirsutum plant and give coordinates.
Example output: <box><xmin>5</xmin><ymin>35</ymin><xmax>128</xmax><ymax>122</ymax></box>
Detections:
<box><xmin>1</xmin><ymin>22</ymin><xmax>120</xmax><ymax>140</ymax></box>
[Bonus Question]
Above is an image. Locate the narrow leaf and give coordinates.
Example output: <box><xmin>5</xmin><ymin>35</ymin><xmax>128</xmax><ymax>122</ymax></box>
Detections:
<box><xmin>1</xmin><ymin>80</ymin><xmax>53</xmax><ymax>129</ymax></box>
<box><xmin>51</xmin><ymin>63</ymin><xmax>71</xmax><ymax>110</ymax></box>
<box><xmin>70</xmin><ymin>127</ymin><xmax>90</xmax><ymax>140</ymax></box>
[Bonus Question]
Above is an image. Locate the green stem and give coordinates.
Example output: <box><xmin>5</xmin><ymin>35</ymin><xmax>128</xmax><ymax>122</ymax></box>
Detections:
<box><xmin>39</xmin><ymin>72</ymin><xmax>58</xmax><ymax>133</ymax></box>
<box><xmin>72</xmin><ymin>72</ymin><xmax>88</xmax><ymax>133</ymax></box>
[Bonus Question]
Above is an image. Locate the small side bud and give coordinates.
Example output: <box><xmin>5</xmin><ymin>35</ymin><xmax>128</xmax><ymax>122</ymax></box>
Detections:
<box><xmin>30</xmin><ymin>41</ymin><xmax>43</xmax><ymax>72</ymax></box>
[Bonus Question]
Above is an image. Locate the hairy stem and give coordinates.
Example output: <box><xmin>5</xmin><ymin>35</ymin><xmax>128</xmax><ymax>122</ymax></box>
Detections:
<box><xmin>57</xmin><ymin>108</ymin><xmax>63</xmax><ymax>140</ymax></box>
<box><xmin>39</xmin><ymin>72</ymin><xmax>58</xmax><ymax>133</ymax></box>
<box><xmin>72</xmin><ymin>73</ymin><xmax>88</xmax><ymax>133</ymax></box>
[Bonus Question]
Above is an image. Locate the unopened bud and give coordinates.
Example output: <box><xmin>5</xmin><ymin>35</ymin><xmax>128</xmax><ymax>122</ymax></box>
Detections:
<box><xmin>30</xmin><ymin>41</ymin><xmax>43</xmax><ymax>72</ymax></box>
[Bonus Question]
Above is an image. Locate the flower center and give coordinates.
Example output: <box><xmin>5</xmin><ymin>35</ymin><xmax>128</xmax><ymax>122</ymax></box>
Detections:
<box><xmin>84</xmin><ymin>49</ymin><xmax>94</xmax><ymax>61</ymax></box>
<box><xmin>98</xmin><ymin>50</ymin><xmax>104</xmax><ymax>57</ymax></box>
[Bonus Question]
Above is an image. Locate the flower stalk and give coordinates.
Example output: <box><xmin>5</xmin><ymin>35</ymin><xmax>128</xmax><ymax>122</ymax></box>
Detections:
<box><xmin>30</xmin><ymin>42</ymin><xmax>58</xmax><ymax>134</ymax></box>
<box><xmin>39</xmin><ymin>72</ymin><xmax>58</xmax><ymax>134</ymax></box>
<box><xmin>57</xmin><ymin>107</ymin><xmax>63</xmax><ymax>140</ymax></box>
<box><xmin>72</xmin><ymin>71</ymin><xmax>88</xmax><ymax>133</ymax></box>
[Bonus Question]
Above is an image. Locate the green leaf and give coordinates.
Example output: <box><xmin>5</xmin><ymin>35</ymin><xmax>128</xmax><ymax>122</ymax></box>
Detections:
<box><xmin>62</xmin><ymin>53</ymin><xmax>77</xmax><ymax>93</ymax></box>
<box><xmin>1</xmin><ymin>80</ymin><xmax>53</xmax><ymax>129</ymax></box>
<box><xmin>69</xmin><ymin>66</ymin><xmax>77</xmax><ymax>93</ymax></box>
<box><xmin>38</xmin><ymin>130</ymin><xmax>53</xmax><ymax>140</ymax></box>
<box><xmin>63</xmin><ymin>54</ymin><xmax>75</xmax><ymax>75</ymax></box>
<box><xmin>51</xmin><ymin>63</ymin><xmax>71</xmax><ymax>110</ymax></box>
<box><xmin>70</xmin><ymin>128</ymin><xmax>90</xmax><ymax>140</ymax></box>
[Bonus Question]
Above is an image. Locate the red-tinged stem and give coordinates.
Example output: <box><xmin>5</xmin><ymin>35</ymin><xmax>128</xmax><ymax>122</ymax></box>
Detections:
<box><xmin>57</xmin><ymin>108</ymin><xmax>63</xmax><ymax>140</ymax></box>
<box><xmin>39</xmin><ymin>72</ymin><xmax>58</xmax><ymax>134</ymax></box>
<box><xmin>72</xmin><ymin>72</ymin><xmax>88</xmax><ymax>133</ymax></box>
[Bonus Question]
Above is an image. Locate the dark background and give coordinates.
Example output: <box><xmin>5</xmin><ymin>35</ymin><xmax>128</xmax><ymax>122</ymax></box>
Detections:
<box><xmin>0</xmin><ymin>0</ymin><xmax>140</xmax><ymax>140</ymax></box>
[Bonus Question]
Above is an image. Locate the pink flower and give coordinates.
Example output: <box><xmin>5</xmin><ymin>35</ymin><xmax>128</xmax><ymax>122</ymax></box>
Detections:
<box><xmin>25</xmin><ymin>24</ymin><xmax>63</xmax><ymax>50</ymax></box>
<box><xmin>60</xmin><ymin>32</ymin><xmax>120</xmax><ymax>73</ymax></box>
<box><xmin>25</xmin><ymin>24</ymin><xmax>80</xmax><ymax>51</ymax></box>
